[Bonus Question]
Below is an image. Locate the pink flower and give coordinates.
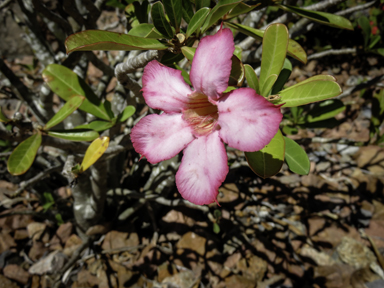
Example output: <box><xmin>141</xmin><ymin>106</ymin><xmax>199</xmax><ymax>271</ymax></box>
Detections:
<box><xmin>131</xmin><ymin>28</ymin><xmax>283</xmax><ymax>205</ymax></box>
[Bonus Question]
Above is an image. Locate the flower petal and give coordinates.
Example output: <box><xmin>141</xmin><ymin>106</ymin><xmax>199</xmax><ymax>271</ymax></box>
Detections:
<box><xmin>142</xmin><ymin>60</ymin><xmax>192</xmax><ymax>113</ymax></box>
<box><xmin>131</xmin><ymin>113</ymin><xmax>194</xmax><ymax>164</ymax></box>
<box><xmin>217</xmin><ymin>88</ymin><xmax>283</xmax><ymax>152</ymax></box>
<box><xmin>176</xmin><ymin>131</ymin><xmax>228</xmax><ymax>205</ymax></box>
<box><xmin>190</xmin><ymin>28</ymin><xmax>234</xmax><ymax>101</ymax></box>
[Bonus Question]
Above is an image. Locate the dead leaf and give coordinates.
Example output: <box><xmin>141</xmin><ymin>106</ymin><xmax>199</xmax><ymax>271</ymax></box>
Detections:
<box><xmin>28</xmin><ymin>250</ymin><xmax>67</xmax><ymax>275</ymax></box>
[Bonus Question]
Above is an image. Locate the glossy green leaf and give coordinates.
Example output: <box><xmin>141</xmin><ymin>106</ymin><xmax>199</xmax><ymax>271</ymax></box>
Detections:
<box><xmin>175</xmin><ymin>64</ymin><xmax>192</xmax><ymax>86</ymax></box>
<box><xmin>271</xmin><ymin>58</ymin><xmax>292</xmax><ymax>95</ymax></box>
<box><xmin>244</xmin><ymin>64</ymin><xmax>260</xmax><ymax>94</ymax></box>
<box><xmin>44</xmin><ymin>95</ymin><xmax>85</xmax><ymax>130</ymax></box>
<box><xmin>46</xmin><ymin>130</ymin><xmax>99</xmax><ymax>142</ymax></box>
<box><xmin>226</xmin><ymin>2</ymin><xmax>261</xmax><ymax>19</ymax></box>
<box><xmin>151</xmin><ymin>2</ymin><xmax>174</xmax><ymax>38</ymax></box>
<box><xmin>234</xmin><ymin>45</ymin><xmax>242</xmax><ymax>59</ymax></box>
<box><xmin>160</xmin><ymin>51</ymin><xmax>185</xmax><ymax>65</ymax></box>
<box><xmin>245</xmin><ymin>130</ymin><xmax>285</xmax><ymax>178</ymax></box>
<box><xmin>275</xmin><ymin>77</ymin><xmax>342</xmax><ymax>107</ymax></box>
<box><xmin>284</xmin><ymin>137</ymin><xmax>310</xmax><ymax>175</ymax></box>
<box><xmin>182</xmin><ymin>0</ymin><xmax>194</xmax><ymax>24</ymax></box>
<box><xmin>7</xmin><ymin>132</ymin><xmax>42</xmax><ymax>176</ymax></box>
<box><xmin>0</xmin><ymin>109</ymin><xmax>9</xmax><ymax>123</ymax></box>
<box><xmin>259</xmin><ymin>24</ymin><xmax>288</xmax><ymax>97</ymax></box>
<box><xmin>127</xmin><ymin>23</ymin><xmax>165</xmax><ymax>38</ymax></box>
<box><xmin>80</xmin><ymin>136</ymin><xmax>110</xmax><ymax>173</ymax></box>
<box><xmin>119</xmin><ymin>106</ymin><xmax>136</xmax><ymax>122</ymax></box>
<box><xmin>74</xmin><ymin>121</ymin><xmax>115</xmax><ymax>132</ymax></box>
<box><xmin>306</xmin><ymin>99</ymin><xmax>345</xmax><ymax>123</ymax></box>
<box><xmin>196</xmin><ymin>0</ymin><xmax>211</xmax><ymax>11</ymax></box>
<box><xmin>228</xmin><ymin>55</ymin><xmax>244</xmax><ymax>87</ymax></box>
<box><xmin>201</xmin><ymin>0</ymin><xmax>242</xmax><ymax>33</ymax></box>
<box><xmin>186</xmin><ymin>7</ymin><xmax>210</xmax><ymax>38</ymax></box>
<box><xmin>65</xmin><ymin>30</ymin><xmax>169</xmax><ymax>53</ymax></box>
<box><xmin>163</xmin><ymin>0</ymin><xmax>182</xmax><ymax>32</ymax></box>
<box><xmin>43</xmin><ymin>64</ymin><xmax>112</xmax><ymax>120</ymax></box>
<box><xmin>260</xmin><ymin>74</ymin><xmax>278</xmax><ymax>97</ymax></box>
<box><xmin>277</xmin><ymin>4</ymin><xmax>353</xmax><ymax>31</ymax></box>
<box><xmin>181</xmin><ymin>46</ymin><xmax>196</xmax><ymax>62</ymax></box>
<box><xmin>358</xmin><ymin>16</ymin><xmax>371</xmax><ymax>48</ymax></box>
<box><xmin>133</xmin><ymin>0</ymin><xmax>149</xmax><ymax>24</ymax></box>
<box><xmin>224</xmin><ymin>22</ymin><xmax>307</xmax><ymax>64</ymax></box>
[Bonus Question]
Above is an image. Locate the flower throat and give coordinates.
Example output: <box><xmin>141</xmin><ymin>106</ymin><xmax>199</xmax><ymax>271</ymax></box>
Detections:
<box><xmin>182</xmin><ymin>92</ymin><xmax>219</xmax><ymax>137</ymax></box>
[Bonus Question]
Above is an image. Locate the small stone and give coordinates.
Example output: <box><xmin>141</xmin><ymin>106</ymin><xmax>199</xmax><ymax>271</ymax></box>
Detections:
<box><xmin>3</xmin><ymin>264</ymin><xmax>30</xmax><ymax>285</ymax></box>
<box><xmin>176</xmin><ymin>232</ymin><xmax>206</xmax><ymax>256</ymax></box>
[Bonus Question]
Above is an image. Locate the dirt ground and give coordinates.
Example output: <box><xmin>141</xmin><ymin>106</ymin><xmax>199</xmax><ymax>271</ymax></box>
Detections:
<box><xmin>1</xmin><ymin>6</ymin><xmax>384</xmax><ymax>288</ymax></box>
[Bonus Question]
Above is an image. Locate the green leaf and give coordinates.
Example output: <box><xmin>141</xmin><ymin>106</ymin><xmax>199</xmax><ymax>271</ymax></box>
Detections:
<box><xmin>196</xmin><ymin>0</ymin><xmax>211</xmax><ymax>11</ymax></box>
<box><xmin>226</xmin><ymin>2</ymin><xmax>261</xmax><ymax>19</ymax></box>
<box><xmin>259</xmin><ymin>24</ymin><xmax>288</xmax><ymax>96</ymax></box>
<box><xmin>0</xmin><ymin>108</ymin><xmax>9</xmax><ymax>123</ymax></box>
<box><xmin>260</xmin><ymin>74</ymin><xmax>278</xmax><ymax>97</ymax></box>
<box><xmin>275</xmin><ymin>77</ymin><xmax>342</xmax><ymax>107</ymax></box>
<box><xmin>133</xmin><ymin>0</ymin><xmax>149</xmax><ymax>24</ymax></box>
<box><xmin>244</xmin><ymin>64</ymin><xmax>260</xmax><ymax>94</ymax></box>
<box><xmin>46</xmin><ymin>130</ymin><xmax>99</xmax><ymax>142</ymax></box>
<box><xmin>43</xmin><ymin>64</ymin><xmax>112</xmax><ymax>120</ymax></box>
<box><xmin>181</xmin><ymin>46</ymin><xmax>196</xmax><ymax>61</ymax></box>
<box><xmin>284</xmin><ymin>137</ymin><xmax>310</xmax><ymax>175</ymax></box>
<box><xmin>65</xmin><ymin>30</ymin><xmax>169</xmax><ymax>53</ymax></box>
<box><xmin>151</xmin><ymin>2</ymin><xmax>174</xmax><ymax>38</ymax></box>
<box><xmin>201</xmin><ymin>0</ymin><xmax>242</xmax><ymax>33</ymax></box>
<box><xmin>74</xmin><ymin>121</ymin><xmax>115</xmax><ymax>132</ymax></box>
<box><xmin>228</xmin><ymin>55</ymin><xmax>244</xmax><ymax>87</ymax></box>
<box><xmin>277</xmin><ymin>4</ymin><xmax>354</xmax><ymax>31</ymax></box>
<box><xmin>186</xmin><ymin>7</ymin><xmax>211</xmax><ymax>38</ymax></box>
<box><xmin>42</xmin><ymin>192</ymin><xmax>55</xmax><ymax>212</ymax></box>
<box><xmin>163</xmin><ymin>0</ymin><xmax>182</xmax><ymax>32</ymax></box>
<box><xmin>224</xmin><ymin>22</ymin><xmax>307</xmax><ymax>64</ymax></box>
<box><xmin>223</xmin><ymin>86</ymin><xmax>236</xmax><ymax>93</ymax></box>
<box><xmin>80</xmin><ymin>136</ymin><xmax>110</xmax><ymax>173</ymax></box>
<box><xmin>127</xmin><ymin>23</ymin><xmax>165</xmax><ymax>38</ymax></box>
<box><xmin>55</xmin><ymin>213</ymin><xmax>64</xmax><ymax>225</ymax></box>
<box><xmin>358</xmin><ymin>16</ymin><xmax>371</xmax><ymax>48</ymax></box>
<box><xmin>119</xmin><ymin>106</ymin><xmax>136</xmax><ymax>122</ymax></box>
<box><xmin>7</xmin><ymin>132</ymin><xmax>42</xmax><ymax>176</ymax></box>
<box><xmin>371</xmin><ymin>48</ymin><xmax>384</xmax><ymax>57</ymax></box>
<box><xmin>245</xmin><ymin>129</ymin><xmax>285</xmax><ymax>178</ymax></box>
<box><xmin>213</xmin><ymin>223</ymin><xmax>220</xmax><ymax>234</ymax></box>
<box><xmin>160</xmin><ymin>51</ymin><xmax>185</xmax><ymax>65</ymax></box>
<box><xmin>174</xmin><ymin>64</ymin><xmax>192</xmax><ymax>85</ymax></box>
<box><xmin>182</xmin><ymin>0</ymin><xmax>194</xmax><ymax>24</ymax></box>
<box><xmin>44</xmin><ymin>95</ymin><xmax>85</xmax><ymax>130</ymax></box>
<box><xmin>234</xmin><ymin>45</ymin><xmax>242</xmax><ymax>59</ymax></box>
<box><xmin>271</xmin><ymin>58</ymin><xmax>292</xmax><ymax>95</ymax></box>
<box><xmin>306</xmin><ymin>99</ymin><xmax>345</xmax><ymax>123</ymax></box>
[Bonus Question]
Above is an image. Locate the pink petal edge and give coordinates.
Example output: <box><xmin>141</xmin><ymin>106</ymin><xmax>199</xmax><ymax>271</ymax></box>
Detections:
<box><xmin>131</xmin><ymin>113</ymin><xmax>195</xmax><ymax>164</ymax></box>
<box><xmin>217</xmin><ymin>88</ymin><xmax>283</xmax><ymax>152</ymax></box>
<box><xmin>176</xmin><ymin>131</ymin><xmax>228</xmax><ymax>205</ymax></box>
<box><xmin>142</xmin><ymin>60</ymin><xmax>192</xmax><ymax>113</ymax></box>
<box><xmin>190</xmin><ymin>28</ymin><xmax>235</xmax><ymax>101</ymax></box>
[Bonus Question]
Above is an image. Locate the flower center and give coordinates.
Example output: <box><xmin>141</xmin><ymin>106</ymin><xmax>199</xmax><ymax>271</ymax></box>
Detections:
<box><xmin>183</xmin><ymin>92</ymin><xmax>219</xmax><ymax>137</ymax></box>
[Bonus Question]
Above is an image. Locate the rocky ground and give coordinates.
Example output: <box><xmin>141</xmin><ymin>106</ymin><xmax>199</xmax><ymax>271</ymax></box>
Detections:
<box><xmin>1</xmin><ymin>5</ymin><xmax>384</xmax><ymax>288</ymax></box>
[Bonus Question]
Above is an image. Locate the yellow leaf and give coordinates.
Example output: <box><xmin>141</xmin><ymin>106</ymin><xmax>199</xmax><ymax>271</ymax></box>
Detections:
<box><xmin>80</xmin><ymin>136</ymin><xmax>109</xmax><ymax>173</ymax></box>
